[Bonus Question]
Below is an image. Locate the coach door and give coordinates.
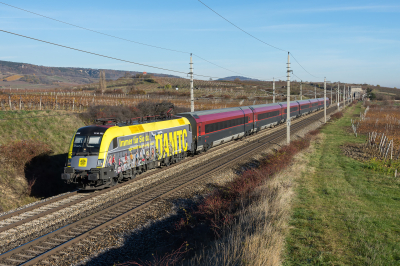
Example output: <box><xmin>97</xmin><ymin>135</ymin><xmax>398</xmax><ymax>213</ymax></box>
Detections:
<box><xmin>197</xmin><ymin>122</ymin><xmax>203</xmax><ymax>144</ymax></box>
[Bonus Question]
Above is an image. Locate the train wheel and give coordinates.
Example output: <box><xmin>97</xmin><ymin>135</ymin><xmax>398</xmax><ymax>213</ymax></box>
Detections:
<box><xmin>164</xmin><ymin>157</ymin><xmax>170</xmax><ymax>166</ymax></box>
<box><xmin>111</xmin><ymin>177</ymin><xmax>118</xmax><ymax>187</ymax></box>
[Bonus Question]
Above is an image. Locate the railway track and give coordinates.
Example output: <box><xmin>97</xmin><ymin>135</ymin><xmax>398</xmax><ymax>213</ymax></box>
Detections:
<box><xmin>0</xmin><ymin>106</ymin><xmax>337</xmax><ymax>265</ymax></box>
<box><xmin>0</xmin><ymin>104</ymin><xmax>334</xmax><ymax>234</ymax></box>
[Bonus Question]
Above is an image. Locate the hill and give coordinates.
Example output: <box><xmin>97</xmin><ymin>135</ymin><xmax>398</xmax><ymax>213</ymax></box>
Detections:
<box><xmin>0</xmin><ymin>60</ymin><xmax>180</xmax><ymax>89</ymax></box>
<box><xmin>217</xmin><ymin>76</ymin><xmax>260</xmax><ymax>81</ymax></box>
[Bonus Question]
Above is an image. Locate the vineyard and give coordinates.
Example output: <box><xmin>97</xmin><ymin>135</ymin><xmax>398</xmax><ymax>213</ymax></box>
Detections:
<box><xmin>352</xmin><ymin>103</ymin><xmax>400</xmax><ymax>163</ymax></box>
<box><xmin>0</xmin><ymin>92</ymin><xmax>284</xmax><ymax>112</ymax></box>
<box><xmin>0</xmin><ymin>74</ymin><xmax>332</xmax><ymax>112</ymax></box>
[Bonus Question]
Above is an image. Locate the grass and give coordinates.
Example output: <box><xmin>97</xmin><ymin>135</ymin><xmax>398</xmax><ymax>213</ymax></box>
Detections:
<box><xmin>0</xmin><ymin>110</ymin><xmax>85</xmax><ymax>212</ymax></box>
<box><xmin>0</xmin><ymin>110</ymin><xmax>83</xmax><ymax>154</ymax></box>
<box><xmin>284</xmin><ymin>103</ymin><xmax>400</xmax><ymax>265</ymax></box>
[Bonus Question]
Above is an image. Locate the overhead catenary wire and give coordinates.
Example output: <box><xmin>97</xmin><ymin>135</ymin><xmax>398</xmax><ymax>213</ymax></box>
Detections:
<box><xmin>197</xmin><ymin>0</ymin><xmax>286</xmax><ymax>52</ymax></box>
<box><xmin>0</xmin><ymin>29</ymin><xmax>221</xmax><ymax>79</ymax></box>
<box><xmin>0</xmin><ymin>1</ymin><xmax>272</xmax><ymax>82</ymax></box>
<box><xmin>0</xmin><ymin>2</ymin><xmax>188</xmax><ymax>55</ymax></box>
<box><xmin>290</xmin><ymin>53</ymin><xmax>320</xmax><ymax>79</ymax></box>
<box><xmin>197</xmin><ymin>0</ymin><xmax>320</xmax><ymax>79</ymax></box>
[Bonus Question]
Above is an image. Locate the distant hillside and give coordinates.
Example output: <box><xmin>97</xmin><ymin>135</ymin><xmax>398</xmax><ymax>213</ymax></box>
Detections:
<box><xmin>0</xmin><ymin>60</ymin><xmax>179</xmax><ymax>86</ymax></box>
<box><xmin>218</xmin><ymin>76</ymin><xmax>260</xmax><ymax>81</ymax></box>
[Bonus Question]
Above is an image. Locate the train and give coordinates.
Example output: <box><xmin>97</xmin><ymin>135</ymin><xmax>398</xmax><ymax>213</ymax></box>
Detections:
<box><xmin>62</xmin><ymin>98</ymin><xmax>330</xmax><ymax>190</ymax></box>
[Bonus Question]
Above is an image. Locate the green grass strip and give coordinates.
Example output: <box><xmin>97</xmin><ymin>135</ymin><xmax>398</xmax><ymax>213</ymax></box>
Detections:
<box><xmin>284</xmin><ymin>103</ymin><xmax>400</xmax><ymax>265</ymax></box>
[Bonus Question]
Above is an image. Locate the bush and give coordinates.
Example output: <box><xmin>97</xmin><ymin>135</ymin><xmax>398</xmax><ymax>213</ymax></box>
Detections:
<box><xmin>104</xmin><ymin>88</ymin><xmax>124</xmax><ymax>94</ymax></box>
<box><xmin>236</xmin><ymin>95</ymin><xmax>248</xmax><ymax>100</ymax></box>
<box><xmin>331</xmin><ymin>111</ymin><xmax>343</xmax><ymax>120</ymax></box>
<box><xmin>0</xmin><ymin>140</ymin><xmax>52</xmax><ymax>170</ymax></box>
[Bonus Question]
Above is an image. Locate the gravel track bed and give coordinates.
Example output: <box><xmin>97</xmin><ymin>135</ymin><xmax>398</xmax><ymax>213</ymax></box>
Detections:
<box><xmin>38</xmin><ymin>110</ymin><xmax>333</xmax><ymax>266</ymax></box>
<box><xmin>0</xmin><ymin>194</ymin><xmax>88</xmax><ymax>228</ymax></box>
<box><xmin>0</xmin><ymin>190</ymin><xmax>78</xmax><ymax>219</ymax></box>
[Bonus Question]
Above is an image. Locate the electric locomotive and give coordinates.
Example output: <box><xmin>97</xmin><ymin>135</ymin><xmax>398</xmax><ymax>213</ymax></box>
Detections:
<box><xmin>62</xmin><ymin>118</ymin><xmax>192</xmax><ymax>190</ymax></box>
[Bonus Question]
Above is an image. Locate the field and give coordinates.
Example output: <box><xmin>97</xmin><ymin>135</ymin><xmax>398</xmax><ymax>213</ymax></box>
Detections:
<box><xmin>284</xmin><ymin>102</ymin><xmax>400</xmax><ymax>265</ymax></box>
<box><xmin>3</xmin><ymin>75</ymin><xmax>23</xmax><ymax>81</ymax></box>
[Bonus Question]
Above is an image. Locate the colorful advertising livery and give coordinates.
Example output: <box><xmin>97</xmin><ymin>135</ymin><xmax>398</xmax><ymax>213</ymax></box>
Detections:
<box><xmin>62</xmin><ymin>118</ymin><xmax>192</xmax><ymax>190</ymax></box>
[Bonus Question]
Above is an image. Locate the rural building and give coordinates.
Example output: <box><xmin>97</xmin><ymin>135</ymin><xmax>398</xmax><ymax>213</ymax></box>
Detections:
<box><xmin>350</xmin><ymin>86</ymin><xmax>364</xmax><ymax>98</ymax></box>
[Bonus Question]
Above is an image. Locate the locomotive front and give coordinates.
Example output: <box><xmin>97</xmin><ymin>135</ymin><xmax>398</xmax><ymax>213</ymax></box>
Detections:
<box><xmin>61</xmin><ymin>125</ymin><xmax>116</xmax><ymax>189</ymax></box>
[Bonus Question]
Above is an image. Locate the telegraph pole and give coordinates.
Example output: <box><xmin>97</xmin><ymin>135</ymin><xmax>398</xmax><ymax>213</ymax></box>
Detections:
<box><xmin>273</xmin><ymin>77</ymin><xmax>275</xmax><ymax>103</ymax></box>
<box><xmin>287</xmin><ymin>52</ymin><xmax>291</xmax><ymax>144</ymax></box>
<box><xmin>300</xmin><ymin>81</ymin><xmax>302</xmax><ymax>100</ymax></box>
<box><xmin>324</xmin><ymin>77</ymin><xmax>327</xmax><ymax>123</ymax></box>
<box><xmin>330</xmin><ymin>83</ymin><xmax>332</xmax><ymax>103</ymax></box>
<box><xmin>190</xmin><ymin>53</ymin><xmax>194</xmax><ymax>112</ymax></box>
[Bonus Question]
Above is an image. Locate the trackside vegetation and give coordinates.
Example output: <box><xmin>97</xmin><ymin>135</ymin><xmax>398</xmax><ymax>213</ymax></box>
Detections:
<box><xmin>0</xmin><ymin>110</ymin><xmax>85</xmax><ymax>212</ymax></box>
<box><xmin>284</xmin><ymin>103</ymin><xmax>400</xmax><ymax>265</ymax></box>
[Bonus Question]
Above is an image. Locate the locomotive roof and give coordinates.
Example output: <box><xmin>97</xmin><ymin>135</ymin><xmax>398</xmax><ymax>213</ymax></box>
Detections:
<box><xmin>76</xmin><ymin>125</ymin><xmax>114</xmax><ymax>135</ymax></box>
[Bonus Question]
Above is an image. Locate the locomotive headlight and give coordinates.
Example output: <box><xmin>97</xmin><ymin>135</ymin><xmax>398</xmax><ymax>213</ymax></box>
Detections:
<box><xmin>67</xmin><ymin>159</ymin><xmax>71</xmax><ymax>166</ymax></box>
<box><xmin>97</xmin><ymin>159</ymin><xmax>104</xmax><ymax>167</ymax></box>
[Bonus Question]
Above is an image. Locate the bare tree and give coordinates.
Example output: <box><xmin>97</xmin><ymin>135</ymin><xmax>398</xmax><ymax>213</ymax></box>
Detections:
<box><xmin>99</xmin><ymin>70</ymin><xmax>106</xmax><ymax>95</ymax></box>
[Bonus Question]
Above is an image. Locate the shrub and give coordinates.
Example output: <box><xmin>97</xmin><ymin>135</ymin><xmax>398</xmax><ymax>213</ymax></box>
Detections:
<box><xmin>331</xmin><ymin>111</ymin><xmax>343</xmax><ymax>120</ymax></box>
<box><xmin>0</xmin><ymin>140</ymin><xmax>52</xmax><ymax>170</ymax></box>
<box><xmin>236</xmin><ymin>95</ymin><xmax>248</xmax><ymax>100</ymax></box>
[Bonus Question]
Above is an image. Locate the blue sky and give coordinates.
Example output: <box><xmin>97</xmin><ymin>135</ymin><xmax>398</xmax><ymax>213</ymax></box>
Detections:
<box><xmin>0</xmin><ymin>0</ymin><xmax>399</xmax><ymax>87</ymax></box>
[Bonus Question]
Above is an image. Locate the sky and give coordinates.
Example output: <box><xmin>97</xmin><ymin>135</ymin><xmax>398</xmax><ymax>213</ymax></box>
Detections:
<box><xmin>0</xmin><ymin>0</ymin><xmax>399</xmax><ymax>87</ymax></box>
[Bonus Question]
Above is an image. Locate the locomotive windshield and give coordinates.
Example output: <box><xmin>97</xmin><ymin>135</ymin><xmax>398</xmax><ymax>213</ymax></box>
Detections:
<box><xmin>72</xmin><ymin>135</ymin><xmax>102</xmax><ymax>155</ymax></box>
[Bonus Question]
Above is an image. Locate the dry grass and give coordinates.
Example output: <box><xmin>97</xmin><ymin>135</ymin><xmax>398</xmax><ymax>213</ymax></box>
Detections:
<box><xmin>4</xmin><ymin>75</ymin><xmax>23</xmax><ymax>81</ymax></box>
<box><xmin>183</xmin><ymin>135</ymin><xmax>321</xmax><ymax>266</ymax></box>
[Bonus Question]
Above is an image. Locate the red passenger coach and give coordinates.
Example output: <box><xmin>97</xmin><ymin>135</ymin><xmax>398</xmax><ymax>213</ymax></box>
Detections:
<box><xmin>249</xmin><ymin>103</ymin><xmax>282</xmax><ymax>131</ymax></box>
<box><xmin>296</xmin><ymin>100</ymin><xmax>312</xmax><ymax>115</ymax></box>
<box><xmin>178</xmin><ymin>107</ymin><xmax>252</xmax><ymax>154</ymax></box>
<box><xmin>279</xmin><ymin>101</ymin><xmax>300</xmax><ymax>119</ymax></box>
<box><xmin>309</xmin><ymin>99</ymin><xmax>319</xmax><ymax>112</ymax></box>
<box><xmin>317</xmin><ymin>98</ymin><xmax>330</xmax><ymax>109</ymax></box>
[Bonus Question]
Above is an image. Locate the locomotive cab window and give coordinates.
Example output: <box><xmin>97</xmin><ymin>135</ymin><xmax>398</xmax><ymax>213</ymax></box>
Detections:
<box><xmin>73</xmin><ymin>135</ymin><xmax>103</xmax><ymax>155</ymax></box>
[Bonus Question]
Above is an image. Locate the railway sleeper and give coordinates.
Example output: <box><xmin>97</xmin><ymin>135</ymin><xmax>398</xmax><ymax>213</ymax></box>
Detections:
<box><xmin>6</xmin><ymin>258</ymin><xmax>25</xmax><ymax>263</ymax></box>
<box><xmin>26</xmin><ymin>249</ymin><xmax>42</xmax><ymax>254</ymax></box>
<box><xmin>15</xmin><ymin>254</ymin><xmax>35</xmax><ymax>259</ymax></box>
<box><xmin>42</xmin><ymin>241</ymin><xmax>59</xmax><ymax>246</ymax></box>
<box><xmin>34</xmin><ymin>245</ymin><xmax>50</xmax><ymax>250</ymax></box>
